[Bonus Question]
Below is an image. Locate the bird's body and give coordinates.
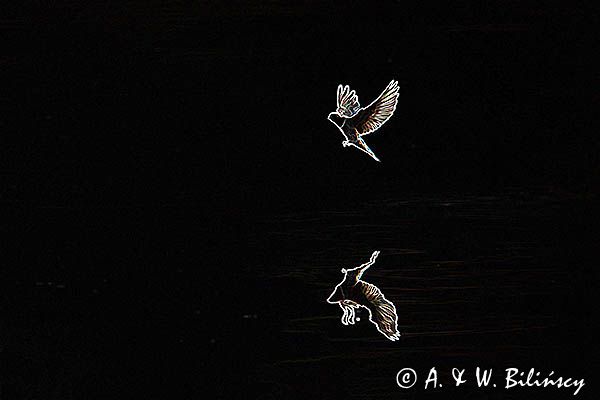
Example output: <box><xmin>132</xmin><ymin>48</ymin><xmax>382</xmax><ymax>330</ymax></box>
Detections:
<box><xmin>327</xmin><ymin>251</ymin><xmax>401</xmax><ymax>341</ymax></box>
<box><xmin>327</xmin><ymin>80</ymin><xmax>400</xmax><ymax>162</ymax></box>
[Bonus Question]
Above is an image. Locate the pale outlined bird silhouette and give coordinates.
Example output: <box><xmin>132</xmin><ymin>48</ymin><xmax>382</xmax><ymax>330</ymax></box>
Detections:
<box><xmin>327</xmin><ymin>80</ymin><xmax>400</xmax><ymax>162</ymax></box>
<box><xmin>326</xmin><ymin>251</ymin><xmax>401</xmax><ymax>341</ymax></box>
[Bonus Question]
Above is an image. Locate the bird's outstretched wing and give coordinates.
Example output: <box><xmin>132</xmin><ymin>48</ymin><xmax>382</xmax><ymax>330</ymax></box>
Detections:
<box><xmin>336</xmin><ymin>84</ymin><xmax>361</xmax><ymax>117</ymax></box>
<box><xmin>347</xmin><ymin>250</ymin><xmax>380</xmax><ymax>281</ymax></box>
<box><xmin>350</xmin><ymin>137</ymin><xmax>380</xmax><ymax>162</ymax></box>
<box><xmin>359</xmin><ymin>281</ymin><xmax>401</xmax><ymax>341</ymax></box>
<box><xmin>351</xmin><ymin>80</ymin><xmax>399</xmax><ymax>136</ymax></box>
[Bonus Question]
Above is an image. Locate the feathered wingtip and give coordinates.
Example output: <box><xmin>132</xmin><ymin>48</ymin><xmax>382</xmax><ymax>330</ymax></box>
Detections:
<box><xmin>387</xmin><ymin>79</ymin><xmax>400</xmax><ymax>90</ymax></box>
<box><xmin>336</xmin><ymin>84</ymin><xmax>361</xmax><ymax>117</ymax></box>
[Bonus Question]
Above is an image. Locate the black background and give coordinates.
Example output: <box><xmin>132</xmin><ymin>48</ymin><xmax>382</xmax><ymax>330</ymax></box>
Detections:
<box><xmin>2</xmin><ymin>1</ymin><xmax>598</xmax><ymax>399</ymax></box>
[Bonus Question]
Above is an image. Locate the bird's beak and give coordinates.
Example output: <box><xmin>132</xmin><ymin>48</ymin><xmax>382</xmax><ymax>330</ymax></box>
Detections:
<box><xmin>326</xmin><ymin>290</ymin><xmax>339</xmax><ymax>303</ymax></box>
<box><xmin>327</xmin><ymin>285</ymin><xmax>345</xmax><ymax>303</ymax></box>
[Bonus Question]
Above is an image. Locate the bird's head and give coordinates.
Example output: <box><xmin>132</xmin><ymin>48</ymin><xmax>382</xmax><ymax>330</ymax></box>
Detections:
<box><xmin>327</xmin><ymin>283</ymin><xmax>345</xmax><ymax>303</ymax></box>
<box><xmin>328</xmin><ymin>111</ymin><xmax>346</xmax><ymax>126</ymax></box>
<box><xmin>326</xmin><ymin>268</ymin><xmax>349</xmax><ymax>303</ymax></box>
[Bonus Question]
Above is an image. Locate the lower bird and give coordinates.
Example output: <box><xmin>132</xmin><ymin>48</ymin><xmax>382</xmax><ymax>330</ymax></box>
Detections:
<box><xmin>327</xmin><ymin>80</ymin><xmax>400</xmax><ymax>162</ymax></box>
<box><xmin>326</xmin><ymin>250</ymin><xmax>401</xmax><ymax>341</ymax></box>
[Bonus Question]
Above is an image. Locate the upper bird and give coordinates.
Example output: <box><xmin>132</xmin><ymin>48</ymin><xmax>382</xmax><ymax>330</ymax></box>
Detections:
<box><xmin>327</xmin><ymin>80</ymin><xmax>400</xmax><ymax>162</ymax></box>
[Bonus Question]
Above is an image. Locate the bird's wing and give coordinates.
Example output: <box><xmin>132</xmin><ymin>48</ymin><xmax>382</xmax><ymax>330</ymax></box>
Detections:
<box><xmin>336</xmin><ymin>84</ymin><xmax>361</xmax><ymax>117</ymax></box>
<box><xmin>350</xmin><ymin>138</ymin><xmax>380</xmax><ymax>162</ymax></box>
<box><xmin>351</xmin><ymin>80</ymin><xmax>399</xmax><ymax>136</ymax></box>
<box><xmin>359</xmin><ymin>281</ymin><xmax>401</xmax><ymax>341</ymax></box>
<box><xmin>355</xmin><ymin>250</ymin><xmax>380</xmax><ymax>280</ymax></box>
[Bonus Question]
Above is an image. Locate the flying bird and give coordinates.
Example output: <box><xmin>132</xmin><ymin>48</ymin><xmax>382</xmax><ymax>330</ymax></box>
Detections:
<box><xmin>327</xmin><ymin>80</ymin><xmax>400</xmax><ymax>162</ymax></box>
<box><xmin>326</xmin><ymin>251</ymin><xmax>401</xmax><ymax>341</ymax></box>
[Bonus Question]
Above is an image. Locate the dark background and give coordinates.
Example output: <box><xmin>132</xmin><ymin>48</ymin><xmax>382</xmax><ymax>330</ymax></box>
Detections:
<box><xmin>2</xmin><ymin>1</ymin><xmax>598</xmax><ymax>399</ymax></box>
